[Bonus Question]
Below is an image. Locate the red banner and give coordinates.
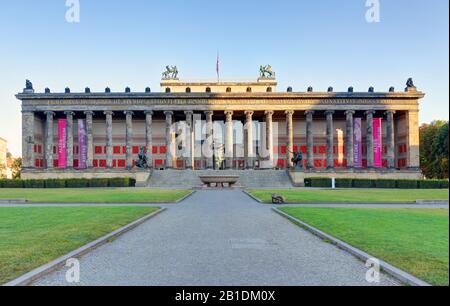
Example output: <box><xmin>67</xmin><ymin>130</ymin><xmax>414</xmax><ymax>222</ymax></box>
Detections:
<box><xmin>58</xmin><ymin>119</ymin><xmax>67</xmax><ymax>168</ymax></box>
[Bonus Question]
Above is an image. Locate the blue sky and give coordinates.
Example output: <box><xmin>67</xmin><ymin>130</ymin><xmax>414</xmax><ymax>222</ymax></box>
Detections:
<box><xmin>0</xmin><ymin>0</ymin><xmax>448</xmax><ymax>156</ymax></box>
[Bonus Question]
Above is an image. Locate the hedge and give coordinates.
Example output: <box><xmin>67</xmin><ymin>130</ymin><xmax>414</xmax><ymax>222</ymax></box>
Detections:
<box><xmin>0</xmin><ymin>178</ymin><xmax>136</xmax><ymax>189</ymax></box>
<box><xmin>303</xmin><ymin>177</ymin><xmax>448</xmax><ymax>189</ymax></box>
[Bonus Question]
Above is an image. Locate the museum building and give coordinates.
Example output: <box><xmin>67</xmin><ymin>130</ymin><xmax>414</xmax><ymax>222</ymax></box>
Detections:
<box><xmin>16</xmin><ymin>70</ymin><xmax>424</xmax><ymax>186</ymax></box>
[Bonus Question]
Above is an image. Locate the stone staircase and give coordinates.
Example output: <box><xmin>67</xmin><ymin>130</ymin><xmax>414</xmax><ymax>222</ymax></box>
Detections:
<box><xmin>147</xmin><ymin>169</ymin><xmax>293</xmax><ymax>188</ymax></box>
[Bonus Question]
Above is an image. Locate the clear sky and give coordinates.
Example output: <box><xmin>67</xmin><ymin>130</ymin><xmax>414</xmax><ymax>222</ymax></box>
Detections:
<box><xmin>0</xmin><ymin>0</ymin><xmax>448</xmax><ymax>156</ymax></box>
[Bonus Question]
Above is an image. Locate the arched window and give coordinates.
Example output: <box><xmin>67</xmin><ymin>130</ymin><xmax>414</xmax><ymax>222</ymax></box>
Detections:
<box><xmin>165</xmin><ymin>87</ymin><xmax>171</xmax><ymax>93</ymax></box>
<box><xmin>226</xmin><ymin>87</ymin><xmax>232</xmax><ymax>93</ymax></box>
<box><xmin>246</xmin><ymin>87</ymin><xmax>252</xmax><ymax>93</ymax></box>
<box><xmin>266</xmin><ymin>87</ymin><xmax>272</xmax><ymax>93</ymax></box>
<box><xmin>186</xmin><ymin>87</ymin><xmax>191</xmax><ymax>93</ymax></box>
<box><xmin>206</xmin><ymin>87</ymin><xmax>211</xmax><ymax>93</ymax></box>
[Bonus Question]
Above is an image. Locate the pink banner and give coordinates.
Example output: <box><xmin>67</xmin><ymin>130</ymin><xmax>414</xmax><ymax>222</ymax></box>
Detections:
<box><xmin>373</xmin><ymin>118</ymin><xmax>383</xmax><ymax>168</ymax></box>
<box><xmin>58</xmin><ymin>119</ymin><xmax>67</xmax><ymax>169</ymax></box>
<box><xmin>353</xmin><ymin>118</ymin><xmax>362</xmax><ymax>168</ymax></box>
<box><xmin>78</xmin><ymin>119</ymin><xmax>87</xmax><ymax>169</ymax></box>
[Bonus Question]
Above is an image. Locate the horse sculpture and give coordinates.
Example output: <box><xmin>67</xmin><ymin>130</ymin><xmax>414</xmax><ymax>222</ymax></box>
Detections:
<box><xmin>162</xmin><ymin>65</ymin><xmax>179</xmax><ymax>79</ymax></box>
<box><xmin>260</xmin><ymin>65</ymin><xmax>276</xmax><ymax>78</ymax></box>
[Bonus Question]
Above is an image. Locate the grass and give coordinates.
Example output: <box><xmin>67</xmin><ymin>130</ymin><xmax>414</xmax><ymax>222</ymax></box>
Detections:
<box><xmin>0</xmin><ymin>188</ymin><xmax>191</xmax><ymax>203</ymax></box>
<box><xmin>249</xmin><ymin>189</ymin><xmax>449</xmax><ymax>204</ymax></box>
<box><xmin>280</xmin><ymin>207</ymin><xmax>449</xmax><ymax>286</ymax></box>
<box><xmin>0</xmin><ymin>206</ymin><xmax>160</xmax><ymax>284</ymax></box>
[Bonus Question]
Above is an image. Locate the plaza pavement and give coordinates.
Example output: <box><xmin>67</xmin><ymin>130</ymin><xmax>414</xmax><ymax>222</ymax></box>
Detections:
<box><xmin>32</xmin><ymin>190</ymin><xmax>404</xmax><ymax>286</ymax></box>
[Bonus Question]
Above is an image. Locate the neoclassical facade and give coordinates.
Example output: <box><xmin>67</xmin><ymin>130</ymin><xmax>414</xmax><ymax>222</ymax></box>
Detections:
<box><xmin>17</xmin><ymin>76</ymin><xmax>424</xmax><ymax>183</ymax></box>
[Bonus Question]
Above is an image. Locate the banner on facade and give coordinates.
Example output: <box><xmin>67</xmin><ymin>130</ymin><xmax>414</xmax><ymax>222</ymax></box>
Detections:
<box><xmin>353</xmin><ymin>118</ymin><xmax>362</xmax><ymax>168</ymax></box>
<box><xmin>78</xmin><ymin>119</ymin><xmax>87</xmax><ymax>169</ymax></box>
<box><xmin>58</xmin><ymin>119</ymin><xmax>67</xmax><ymax>168</ymax></box>
<box><xmin>373</xmin><ymin>118</ymin><xmax>383</xmax><ymax>168</ymax></box>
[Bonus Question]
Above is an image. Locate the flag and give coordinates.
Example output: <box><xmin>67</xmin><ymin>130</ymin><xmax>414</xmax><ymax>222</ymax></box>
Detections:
<box><xmin>216</xmin><ymin>52</ymin><xmax>220</xmax><ymax>82</ymax></box>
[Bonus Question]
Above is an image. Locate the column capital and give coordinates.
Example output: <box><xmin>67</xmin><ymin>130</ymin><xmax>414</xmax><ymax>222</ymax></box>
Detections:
<box><xmin>64</xmin><ymin>111</ymin><xmax>75</xmax><ymax>116</ymax></box>
<box><xmin>124</xmin><ymin>110</ymin><xmax>134</xmax><ymax>116</ymax></box>
<box><xmin>244</xmin><ymin>110</ymin><xmax>254</xmax><ymax>116</ymax></box>
<box><xmin>265</xmin><ymin>110</ymin><xmax>274</xmax><ymax>116</ymax></box>
<box><xmin>365</xmin><ymin>110</ymin><xmax>376</xmax><ymax>116</ymax></box>
<box><xmin>184</xmin><ymin>110</ymin><xmax>194</xmax><ymax>116</ymax></box>
<box><xmin>345</xmin><ymin>110</ymin><xmax>356</xmax><ymax>116</ymax></box>
<box><xmin>104</xmin><ymin>111</ymin><xmax>114</xmax><ymax>116</ymax></box>
<box><xmin>204</xmin><ymin>110</ymin><xmax>214</xmax><ymax>116</ymax></box>
<box><xmin>44</xmin><ymin>111</ymin><xmax>55</xmax><ymax>117</ymax></box>
<box><xmin>144</xmin><ymin>110</ymin><xmax>154</xmax><ymax>116</ymax></box>
<box><xmin>384</xmin><ymin>110</ymin><xmax>396</xmax><ymax>116</ymax></box>
<box><xmin>224</xmin><ymin>110</ymin><xmax>234</xmax><ymax>116</ymax></box>
<box><xmin>324</xmin><ymin>110</ymin><xmax>335</xmax><ymax>116</ymax></box>
<box><xmin>84</xmin><ymin>110</ymin><xmax>95</xmax><ymax>116</ymax></box>
<box><xmin>285</xmin><ymin>110</ymin><xmax>295</xmax><ymax>116</ymax></box>
<box><xmin>305</xmin><ymin>110</ymin><xmax>315</xmax><ymax>116</ymax></box>
<box><xmin>164</xmin><ymin>111</ymin><xmax>174</xmax><ymax>116</ymax></box>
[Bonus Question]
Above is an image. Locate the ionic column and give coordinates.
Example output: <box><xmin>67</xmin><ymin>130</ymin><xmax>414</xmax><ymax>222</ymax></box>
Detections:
<box><xmin>184</xmin><ymin>111</ymin><xmax>195</xmax><ymax>169</ymax></box>
<box><xmin>205</xmin><ymin>111</ymin><xmax>214</xmax><ymax>169</ymax></box>
<box><xmin>325</xmin><ymin>110</ymin><xmax>335</xmax><ymax>170</ymax></box>
<box><xmin>365</xmin><ymin>110</ymin><xmax>375</xmax><ymax>168</ymax></box>
<box><xmin>124</xmin><ymin>111</ymin><xmax>134</xmax><ymax>170</ymax></box>
<box><xmin>285</xmin><ymin>110</ymin><xmax>294</xmax><ymax>169</ymax></box>
<box><xmin>406</xmin><ymin>110</ymin><xmax>420</xmax><ymax>169</ymax></box>
<box><xmin>385</xmin><ymin>110</ymin><xmax>396</xmax><ymax>169</ymax></box>
<box><xmin>305</xmin><ymin>111</ymin><xmax>315</xmax><ymax>169</ymax></box>
<box><xmin>44</xmin><ymin>111</ymin><xmax>55</xmax><ymax>169</ymax></box>
<box><xmin>144</xmin><ymin>111</ymin><xmax>153</xmax><ymax>169</ymax></box>
<box><xmin>104</xmin><ymin>111</ymin><xmax>114</xmax><ymax>169</ymax></box>
<box><xmin>265</xmin><ymin>110</ymin><xmax>274</xmax><ymax>168</ymax></box>
<box><xmin>22</xmin><ymin>111</ymin><xmax>35</xmax><ymax>169</ymax></box>
<box><xmin>64</xmin><ymin>111</ymin><xmax>75</xmax><ymax>169</ymax></box>
<box><xmin>245</xmin><ymin>111</ymin><xmax>254</xmax><ymax>169</ymax></box>
<box><xmin>345</xmin><ymin>110</ymin><xmax>355</xmax><ymax>169</ymax></box>
<box><xmin>84</xmin><ymin>111</ymin><xmax>94</xmax><ymax>169</ymax></box>
<box><xmin>164</xmin><ymin>111</ymin><xmax>175</xmax><ymax>169</ymax></box>
<box><xmin>224</xmin><ymin>111</ymin><xmax>234</xmax><ymax>169</ymax></box>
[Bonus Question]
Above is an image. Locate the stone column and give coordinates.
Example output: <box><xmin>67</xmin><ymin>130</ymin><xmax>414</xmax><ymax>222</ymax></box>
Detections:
<box><xmin>406</xmin><ymin>110</ymin><xmax>420</xmax><ymax>169</ymax></box>
<box><xmin>64</xmin><ymin>111</ymin><xmax>75</xmax><ymax>169</ymax></box>
<box><xmin>325</xmin><ymin>111</ymin><xmax>335</xmax><ymax>169</ymax></box>
<box><xmin>224</xmin><ymin>111</ymin><xmax>234</xmax><ymax>169</ymax></box>
<box><xmin>265</xmin><ymin>110</ymin><xmax>274</xmax><ymax>168</ymax></box>
<box><xmin>245</xmin><ymin>111</ymin><xmax>254</xmax><ymax>169</ymax></box>
<box><xmin>345</xmin><ymin>110</ymin><xmax>355</xmax><ymax>169</ymax></box>
<box><xmin>44</xmin><ymin>111</ymin><xmax>55</xmax><ymax>169</ymax></box>
<box><xmin>104</xmin><ymin>111</ymin><xmax>114</xmax><ymax>169</ymax></box>
<box><xmin>184</xmin><ymin>111</ymin><xmax>195</xmax><ymax>169</ymax></box>
<box><xmin>285</xmin><ymin>110</ymin><xmax>294</xmax><ymax>169</ymax></box>
<box><xmin>164</xmin><ymin>111</ymin><xmax>175</xmax><ymax>169</ymax></box>
<box><xmin>305</xmin><ymin>111</ymin><xmax>315</xmax><ymax>169</ymax></box>
<box><xmin>205</xmin><ymin>111</ymin><xmax>214</xmax><ymax>169</ymax></box>
<box><xmin>84</xmin><ymin>111</ymin><xmax>94</xmax><ymax>169</ymax></box>
<box><xmin>22</xmin><ymin>111</ymin><xmax>35</xmax><ymax>169</ymax></box>
<box><xmin>124</xmin><ymin>111</ymin><xmax>134</xmax><ymax>170</ymax></box>
<box><xmin>145</xmin><ymin>111</ymin><xmax>153</xmax><ymax>169</ymax></box>
<box><xmin>385</xmin><ymin>111</ymin><xmax>396</xmax><ymax>169</ymax></box>
<box><xmin>365</xmin><ymin>110</ymin><xmax>375</xmax><ymax>169</ymax></box>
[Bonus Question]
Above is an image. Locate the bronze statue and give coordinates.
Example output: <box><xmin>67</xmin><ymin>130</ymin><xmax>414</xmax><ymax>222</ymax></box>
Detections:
<box><xmin>406</xmin><ymin>78</ymin><xmax>415</xmax><ymax>88</ymax></box>
<box><xmin>272</xmin><ymin>194</ymin><xmax>286</xmax><ymax>204</ymax></box>
<box><xmin>162</xmin><ymin>65</ymin><xmax>179</xmax><ymax>79</ymax></box>
<box><xmin>25</xmin><ymin>79</ymin><xmax>33</xmax><ymax>90</ymax></box>
<box><xmin>289</xmin><ymin>150</ymin><xmax>303</xmax><ymax>169</ymax></box>
<box><xmin>135</xmin><ymin>146</ymin><xmax>149</xmax><ymax>169</ymax></box>
<box><xmin>259</xmin><ymin>65</ymin><xmax>275</xmax><ymax>78</ymax></box>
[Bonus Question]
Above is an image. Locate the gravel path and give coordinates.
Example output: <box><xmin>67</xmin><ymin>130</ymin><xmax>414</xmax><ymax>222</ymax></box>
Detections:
<box><xmin>34</xmin><ymin>190</ymin><xmax>399</xmax><ymax>286</ymax></box>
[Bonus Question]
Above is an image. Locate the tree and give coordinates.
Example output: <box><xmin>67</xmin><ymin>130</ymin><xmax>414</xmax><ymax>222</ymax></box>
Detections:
<box><xmin>11</xmin><ymin>157</ymin><xmax>22</xmax><ymax>179</ymax></box>
<box><xmin>420</xmin><ymin>121</ymin><xmax>449</xmax><ymax>179</ymax></box>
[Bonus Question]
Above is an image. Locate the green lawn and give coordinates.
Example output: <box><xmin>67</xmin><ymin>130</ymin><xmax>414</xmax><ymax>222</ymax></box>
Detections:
<box><xmin>249</xmin><ymin>189</ymin><xmax>449</xmax><ymax>204</ymax></box>
<box><xmin>0</xmin><ymin>188</ymin><xmax>191</xmax><ymax>203</ymax></box>
<box><xmin>280</xmin><ymin>207</ymin><xmax>449</xmax><ymax>286</ymax></box>
<box><xmin>0</xmin><ymin>206</ymin><xmax>160</xmax><ymax>284</ymax></box>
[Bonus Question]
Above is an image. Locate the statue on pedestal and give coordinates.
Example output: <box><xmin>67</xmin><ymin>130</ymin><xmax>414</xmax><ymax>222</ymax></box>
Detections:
<box><xmin>259</xmin><ymin>65</ymin><xmax>276</xmax><ymax>79</ymax></box>
<box><xmin>162</xmin><ymin>65</ymin><xmax>179</xmax><ymax>79</ymax></box>
<box><xmin>135</xmin><ymin>146</ymin><xmax>149</xmax><ymax>169</ymax></box>
<box><xmin>290</xmin><ymin>150</ymin><xmax>304</xmax><ymax>170</ymax></box>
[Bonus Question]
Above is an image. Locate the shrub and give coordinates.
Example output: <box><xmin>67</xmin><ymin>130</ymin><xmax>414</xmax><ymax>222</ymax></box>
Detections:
<box><xmin>129</xmin><ymin>178</ymin><xmax>136</xmax><ymax>187</ymax></box>
<box><xmin>352</xmin><ymin>179</ymin><xmax>374</xmax><ymax>188</ymax></box>
<box><xmin>396</xmin><ymin>180</ymin><xmax>418</xmax><ymax>189</ymax></box>
<box><xmin>45</xmin><ymin>179</ymin><xmax>67</xmax><ymax>188</ymax></box>
<box><xmin>440</xmin><ymin>180</ymin><xmax>449</xmax><ymax>189</ymax></box>
<box><xmin>108</xmin><ymin>177</ymin><xmax>132</xmax><ymax>188</ymax></box>
<box><xmin>374</xmin><ymin>179</ymin><xmax>397</xmax><ymax>189</ymax></box>
<box><xmin>2</xmin><ymin>179</ymin><xmax>24</xmax><ymax>188</ymax></box>
<box><xmin>65</xmin><ymin>178</ymin><xmax>89</xmax><ymax>188</ymax></box>
<box><xmin>419</xmin><ymin>180</ymin><xmax>444</xmax><ymax>189</ymax></box>
<box><xmin>23</xmin><ymin>179</ymin><xmax>46</xmax><ymax>188</ymax></box>
<box><xmin>89</xmin><ymin>178</ymin><xmax>109</xmax><ymax>188</ymax></box>
<box><xmin>305</xmin><ymin>178</ymin><xmax>332</xmax><ymax>188</ymax></box>
<box><xmin>336</xmin><ymin>179</ymin><xmax>353</xmax><ymax>188</ymax></box>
